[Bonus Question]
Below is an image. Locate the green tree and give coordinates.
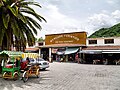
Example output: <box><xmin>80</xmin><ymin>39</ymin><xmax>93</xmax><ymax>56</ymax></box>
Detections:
<box><xmin>0</xmin><ymin>0</ymin><xmax>46</xmax><ymax>51</ymax></box>
<box><xmin>37</xmin><ymin>37</ymin><xmax>44</xmax><ymax>42</ymax></box>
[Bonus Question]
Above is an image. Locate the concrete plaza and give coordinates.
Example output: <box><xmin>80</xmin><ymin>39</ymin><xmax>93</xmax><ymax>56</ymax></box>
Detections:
<box><xmin>0</xmin><ymin>62</ymin><xmax>120</xmax><ymax>90</ymax></box>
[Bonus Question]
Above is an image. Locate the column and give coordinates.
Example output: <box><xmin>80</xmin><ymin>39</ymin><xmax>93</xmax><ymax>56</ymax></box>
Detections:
<box><xmin>39</xmin><ymin>48</ymin><xmax>41</xmax><ymax>58</ymax></box>
<box><xmin>49</xmin><ymin>48</ymin><xmax>52</xmax><ymax>62</ymax></box>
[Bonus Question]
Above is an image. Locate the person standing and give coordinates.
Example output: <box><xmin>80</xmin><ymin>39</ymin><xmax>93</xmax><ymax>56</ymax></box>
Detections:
<box><xmin>75</xmin><ymin>53</ymin><xmax>80</xmax><ymax>64</ymax></box>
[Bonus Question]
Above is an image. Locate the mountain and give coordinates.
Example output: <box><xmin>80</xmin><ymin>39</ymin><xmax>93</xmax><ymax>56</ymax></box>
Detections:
<box><xmin>88</xmin><ymin>23</ymin><xmax>120</xmax><ymax>38</ymax></box>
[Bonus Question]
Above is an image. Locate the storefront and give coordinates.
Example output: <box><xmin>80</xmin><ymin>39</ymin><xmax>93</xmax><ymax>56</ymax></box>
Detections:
<box><xmin>80</xmin><ymin>46</ymin><xmax>120</xmax><ymax>64</ymax></box>
<box><xmin>38</xmin><ymin>32</ymin><xmax>87</xmax><ymax>62</ymax></box>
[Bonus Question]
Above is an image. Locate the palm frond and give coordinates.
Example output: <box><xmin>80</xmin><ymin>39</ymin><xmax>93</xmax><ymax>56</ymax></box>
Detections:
<box><xmin>26</xmin><ymin>16</ymin><xmax>42</xmax><ymax>29</ymax></box>
<box><xmin>17</xmin><ymin>12</ymin><xmax>27</xmax><ymax>23</ymax></box>
<box><xmin>20</xmin><ymin>1</ymin><xmax>42</xmax><ymax>8</ymax></box>
<box><xmin>21</xmin><ymin>10</ymin><xmax>46</xmax><ymax>23</ymax></box>
<box><xmin>26</xmin><ymin>19</ymin><xmax>38</xmax><ymax>35</ymax></box>
<box><xmin>2</xmin><ymin>13</ymin><xmax>10</xmax><ymax>29</ymax></box>
<box><xmin>7</xmin><ymin>5</ymin><xmax>18</xmax><ymax>17</ymax></box>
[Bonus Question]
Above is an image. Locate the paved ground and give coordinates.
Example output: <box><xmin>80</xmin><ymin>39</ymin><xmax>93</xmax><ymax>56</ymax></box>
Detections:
<box><xmin>0</xmin><ymin>62</ymin><xmax>120</xmax><ymax>90</ymax></box>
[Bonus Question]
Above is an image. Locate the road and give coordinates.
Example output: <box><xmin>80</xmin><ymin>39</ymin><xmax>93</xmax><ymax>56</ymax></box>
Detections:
<box><xmin>1</xmin><ymin>62</ymin><xmax>120</xmax><ymax>90</ymax></box>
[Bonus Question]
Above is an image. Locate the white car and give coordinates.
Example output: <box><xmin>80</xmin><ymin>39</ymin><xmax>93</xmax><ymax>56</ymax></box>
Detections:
<box><xmin>29</xmin><ymin>58</ymin><xmax>49</xmax><ymax>70</ymax></box>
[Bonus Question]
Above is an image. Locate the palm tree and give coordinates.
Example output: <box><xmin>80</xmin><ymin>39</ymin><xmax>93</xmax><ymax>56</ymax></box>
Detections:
<box><xmin>0</xmin><ymin>0</ymin><xmax>46</xmax><ymax>51</ymax></box>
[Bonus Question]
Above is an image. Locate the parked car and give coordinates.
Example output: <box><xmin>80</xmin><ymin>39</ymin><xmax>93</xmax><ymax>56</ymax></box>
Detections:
<box><xmin>36</xmin><ymin>58</ymin><xmax>49</xmax><ymax>70</ymax></box>
<box><xmin>24</xmin><ymin>58</ymin><xmax>49</xmax><ymax>70</ymax></box>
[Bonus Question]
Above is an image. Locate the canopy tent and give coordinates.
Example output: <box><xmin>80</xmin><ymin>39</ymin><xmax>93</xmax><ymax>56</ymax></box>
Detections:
<box><xmin>64</xmin><ymin>47</ymin><xmax>79</xmax><ymax>55</ymax></box>
<box><xmin>0</xmin><ymin>50</ymin><xmax>23</xmax><ymax>57</ymax></box>
<box><xmin>79</xmin><ymin>50</ymin><xmax>102</xmax><ymax>54</ymax></box>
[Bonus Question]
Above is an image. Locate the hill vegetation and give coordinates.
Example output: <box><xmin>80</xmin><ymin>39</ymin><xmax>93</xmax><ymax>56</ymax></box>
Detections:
<box><xmin>89</xmin><ymin>23</ymin><xmax>120</xmax><ymax>38</ymax></box>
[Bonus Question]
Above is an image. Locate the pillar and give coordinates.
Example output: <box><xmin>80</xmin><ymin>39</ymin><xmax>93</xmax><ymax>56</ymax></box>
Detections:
<box><xmin>49</xmin><ymin>48</ymin><xmax>52</xmax><ymax>62</ymax></box>
<box><xmin>39</xmin><ymin>48</ymin><xmax>41</xmax><ymax>58</ymax></box>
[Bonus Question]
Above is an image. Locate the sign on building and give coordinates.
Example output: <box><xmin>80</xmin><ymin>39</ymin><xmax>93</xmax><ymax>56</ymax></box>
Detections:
<box><xmin>45</xmin><ymin>32</ymin><xmax>87</xmax><ymax>45</ymax></box>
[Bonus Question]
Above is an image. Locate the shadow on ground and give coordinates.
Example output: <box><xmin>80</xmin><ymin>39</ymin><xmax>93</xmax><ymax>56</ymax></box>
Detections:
<box><xmin>0</xmin><ymin>69</ymin><xmax>51</xmax><ymax>90</ymax></box>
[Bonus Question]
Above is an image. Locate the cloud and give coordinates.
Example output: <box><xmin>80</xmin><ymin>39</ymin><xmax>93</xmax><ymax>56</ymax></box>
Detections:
<box><xmin>86</xmin><ymin>10</ymin><xmax>120</xmax><ymax>35</ymax></box>
<box><xmin>106</xmin><ymin>0</ymin><xmax>120</xmax><ymax>8</ymax></box>
<box><xmin>38</xmin><ymin>4</ymin><xmax>83</xmax><ymax>38</ymax></box>
<box><xmin>112</xmin><ymin>10</ymin><xmax>120</xmax><ymax>22</ymax></box>
<box><xmin>36</xmin><ymin>0</ymin><xmax>120</xmax><ymax>38</ymax></box>
<box><xmin>87</xmin><ymin>13</ymin><xmax>113</xmax><ymax>28</ymax></box>
<box><xmin>107</xmin><ymin>0</ymin><xmax>116</xmax><ymax>4</ymax></box>
<box><xmin>39</xmin><ymin>9</ymin><xmax>120</xmax><ymax>38</ymax></box>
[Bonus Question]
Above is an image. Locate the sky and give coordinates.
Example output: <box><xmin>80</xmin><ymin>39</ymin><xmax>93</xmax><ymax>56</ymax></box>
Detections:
<box><xmin>32</xmin><ymin>0</ymin><xmax>120</xmax><ymax>38</ymax></box>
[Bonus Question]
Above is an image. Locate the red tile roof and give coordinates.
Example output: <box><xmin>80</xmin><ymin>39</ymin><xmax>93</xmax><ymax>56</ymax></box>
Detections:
<box><xmin>83</xmin><ymin>46</ymin><xmax>120</xmax><ymax>50</ymax></box>
<box><xmin>38</xmin><ymin>44</ymin><xmax>86</xmax><ymax>48</ymax></box>
<box><xmin>25</xmin><ymin>48</ymin><xmax>39</xmax><ymax>51</ymax></box>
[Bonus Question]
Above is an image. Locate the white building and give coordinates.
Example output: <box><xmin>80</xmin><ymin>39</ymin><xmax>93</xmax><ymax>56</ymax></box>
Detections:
<box><xmin>87</xmin><ymin>37</ymin><xmax>120</xmax><ymax>46</ymax></box>
<box><xmin>80</xmin><ymin>37</ymin><xmax>120</xmax><ymax>64</ymax></box>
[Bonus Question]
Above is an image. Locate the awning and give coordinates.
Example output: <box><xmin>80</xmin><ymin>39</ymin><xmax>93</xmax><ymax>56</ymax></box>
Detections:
<box><xmin>56</xmin><ymin>48</ymin><xmax>65</xmax><ymax>55</ymax></box>
<box><xmin>64</xmin><ymin>47</ymin><xmax>79</xmax><ymax>55</ymax></box>
<box><xmin>79</xmin><ymin>50</ymin><xmax>120</xmax><ymax>54</ymax></box>
<box><xmin>102</xmin><ymin>51</ymin><xmax>120</xmax><ymax>53</ymax></box>
<box><xmin>79</xmin><ymin>50</ymin><xmax>102</xmax><ymax>54</ymax></box>
<box><xmin>56</xmin><ymin>47</ymin><xmax>79</xmax><ymax>55</ymax></box>
<box><xmin>56</xmin><ymin>51</ymin><xmax>64</xmax><ymax>55</ymax></box>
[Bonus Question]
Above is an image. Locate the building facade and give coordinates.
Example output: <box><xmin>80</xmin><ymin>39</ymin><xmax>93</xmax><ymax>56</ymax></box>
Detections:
<box><xmin>39</xmin><ymin>32</ymin><xmax>87</xmax><ymax>62</ymax></box>
<box><xmin>26</xmin><ymin>34</ymin><xmax>120</xmax><ymax>64</ymax></box>
<box><xmin>80</xmin><ymin>37</ymin><xmax>120</xmax><ymax>64</ymax></box>
<box><xmin>87</xmin><ymin>37</ymin><xmax>120</xmax><ymax>46</ymax></box>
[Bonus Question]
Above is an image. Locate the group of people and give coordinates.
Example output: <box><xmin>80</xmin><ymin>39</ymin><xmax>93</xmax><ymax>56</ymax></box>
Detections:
<box><xmin>55</xmin><ymin>53</ymin><xmax>81</xmax><ymax>63</ymax></box>
<box><xmin>56</xmin><ymin>55</ymin><xmax>64</xmax><ymax>62</ymax></box>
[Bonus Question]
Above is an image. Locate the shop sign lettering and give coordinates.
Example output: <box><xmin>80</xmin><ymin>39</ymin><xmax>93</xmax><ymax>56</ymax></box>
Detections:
<box><xmin>50</xmin><ymin>35</ymin><xmax>79</xmax><ymax>43</ymax></box>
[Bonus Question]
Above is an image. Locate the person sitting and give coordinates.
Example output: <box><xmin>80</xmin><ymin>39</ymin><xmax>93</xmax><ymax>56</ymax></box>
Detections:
<box><xmin>20</xmin><ymin>57</ymin><xmax>30</xmax><ymax>71</ymax></box>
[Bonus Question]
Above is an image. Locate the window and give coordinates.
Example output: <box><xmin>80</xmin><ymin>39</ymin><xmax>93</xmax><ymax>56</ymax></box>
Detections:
<box><xmin>104</xmin><ymin>39</ymin><xmax>114</xmax><ymax>44</ymax></box>
<box><xmin>88</xmin><ymin>40</ymin><xmax>97</xmax><ymax>44</ymax></box>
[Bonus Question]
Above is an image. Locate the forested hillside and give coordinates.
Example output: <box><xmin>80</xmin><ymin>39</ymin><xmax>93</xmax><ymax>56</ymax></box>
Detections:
<box><xmin>89</xmin><ymin>23</ymin><xmax>120</xmax><ymax>38</ymax></box>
